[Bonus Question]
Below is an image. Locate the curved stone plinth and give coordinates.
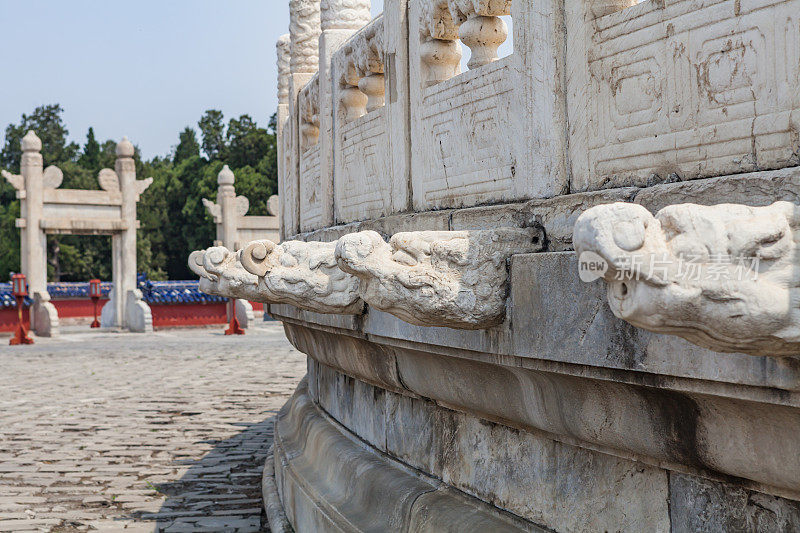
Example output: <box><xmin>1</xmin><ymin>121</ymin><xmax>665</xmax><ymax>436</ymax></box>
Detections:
<box><xmin>573</xmin><ymin>201</ymin><xmax>800</xmax><ymax>357</ymax></box>
<box><xmin>270</xmin><ymin>378</ymin><xmax>542</xmax><ymax>532</ymax></box>
<box><xmin>272</xmin><ymin>317</ymin><xmax>800</xmax><ymax>512</ymax></box>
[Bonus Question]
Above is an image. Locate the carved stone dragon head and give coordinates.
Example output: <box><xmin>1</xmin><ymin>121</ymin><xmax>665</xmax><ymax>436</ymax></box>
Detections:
<box><xmin>574</xmin><ymin>201</ymin><xmax>800</xmax><ymax>357</ymax></box>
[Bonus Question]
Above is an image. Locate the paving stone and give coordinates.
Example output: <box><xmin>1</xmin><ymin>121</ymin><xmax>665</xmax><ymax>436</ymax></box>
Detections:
<box><xmin>0</xmin><ymin>322</ymin><xmax>306</xmax><ymax>532</ymax></box>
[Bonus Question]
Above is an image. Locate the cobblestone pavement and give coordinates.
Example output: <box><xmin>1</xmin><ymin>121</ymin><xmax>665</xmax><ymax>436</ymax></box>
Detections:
<box><xmin>0</xmin><ymin>322</ymin><xmax>307</xmax><ymax>532</ymax></box>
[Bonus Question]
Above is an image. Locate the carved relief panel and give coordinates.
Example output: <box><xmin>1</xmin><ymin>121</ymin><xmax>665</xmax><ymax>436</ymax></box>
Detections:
<box><xmin>567</xmin><ymin>0</ymin><xmax>800</xmax><ymax>190</ymax></box>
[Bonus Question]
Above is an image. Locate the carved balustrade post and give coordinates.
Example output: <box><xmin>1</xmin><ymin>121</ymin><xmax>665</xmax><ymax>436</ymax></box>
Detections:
<box><xmin>276</xmin><ymin>34</ymin><xmax>291</xmax><ymax>240</ymax></box>
<box><xmin>285</xmin><ymin>0</ymin><xmax>322</xmax><ymax>238</ymax></box>
<box><xmin>318</xmin><ymin>0</ymin><xmax>371</xmax><ymax>228</ymax></box>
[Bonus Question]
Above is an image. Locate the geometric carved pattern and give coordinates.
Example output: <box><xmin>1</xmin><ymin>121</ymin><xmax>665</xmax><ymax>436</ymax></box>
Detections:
<box><xmin>583</xmin><ymin>0</ymin><xmax>800</xmax><ymax>188</ymax></box>
<box><xmin>299</xmin><ymin>144</ymin><xmax>322</xmax><ymax>231</ymax></box>
<box><xmin>416</xmin><ymin>58</ymin><xmax>515</xmax><ymax>208</ymax></box>
<box><xmin>338</xmin><ymin>107</ymin><xmax>391</xmax><ymax>222</ymax></box>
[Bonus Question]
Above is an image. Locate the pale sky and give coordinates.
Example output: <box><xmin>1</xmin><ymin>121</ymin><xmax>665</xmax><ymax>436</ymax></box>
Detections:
<box><xmin>0</xmin><ymin>1</ymin><xmax>384</xmax><ymax>159</ymax></box>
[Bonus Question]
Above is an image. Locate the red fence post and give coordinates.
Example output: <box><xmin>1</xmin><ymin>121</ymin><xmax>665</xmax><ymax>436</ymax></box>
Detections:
<box><xmin>9</xmin><ymin>274</ymin><xmax>33</xmax><ymax>345</ymax></box>
<box><xmin>224</xmin><ymin>298</ymin><xmax>245</xmax><ymax>335</ymax></box>
<box><xmin>89</xmin><ymin>279</ymin><xmax>101</xmax><ymax>328</ymax></box>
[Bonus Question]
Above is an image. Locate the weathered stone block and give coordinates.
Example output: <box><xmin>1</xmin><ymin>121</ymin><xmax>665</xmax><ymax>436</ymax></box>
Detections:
<box><xmin>385</xmin><ymin>392</ymin><xmax>454</xmax><ymax>477</ymax></box>
<box><xmin>669</xmin><ymin>473</ymin><xmax>800</xmax><ymax>533</ymax></box>
<box><xmin>510</xmin><ymin>252</ymin><xmax>800</xmax><ymax>389</ymax></box>
<box><xmin>439</xmin><ymin>414</ymin><xmax>670</xmax><ymax>532</ymax></box>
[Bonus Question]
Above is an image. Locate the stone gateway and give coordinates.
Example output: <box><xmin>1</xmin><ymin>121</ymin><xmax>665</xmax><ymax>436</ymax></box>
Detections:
<box><xmin>3</xmin><ymin>133</ymin><xmax>153</xmax><ymax>334</ymax></box>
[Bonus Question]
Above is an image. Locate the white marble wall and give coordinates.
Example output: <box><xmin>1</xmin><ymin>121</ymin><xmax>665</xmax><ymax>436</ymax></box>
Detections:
<box><xmin>279</xmin><ymin>0</ymin><xmax>800</xmax><ymax>235</ymax></box>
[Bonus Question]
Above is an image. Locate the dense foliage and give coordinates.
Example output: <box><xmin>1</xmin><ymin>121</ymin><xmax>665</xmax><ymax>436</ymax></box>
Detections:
<box><xmin>0</xmin><ymin>105</ymin><xmax>277</xmax><ymax>282</ymax></box>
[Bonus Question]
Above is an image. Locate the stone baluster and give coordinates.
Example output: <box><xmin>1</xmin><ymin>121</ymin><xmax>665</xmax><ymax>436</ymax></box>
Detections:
<box><xmin>358</xmin><ymin>72</ymin><xmax>385</xmax><ymax>112</ymax></box>
<box><xmin>301</xmin><ymin>78</ymin><xmax>320</xmax><ymax>149</ymax></box>
<box><xmin>420</xmin><ymin>0</ymin><xmax>462</xmax><ymax>86</ymax></box>
<box><xmin>449</xmin><ymin>0</ymin><xmax>511</xmax><ymax>70</ymax></box>
<box><xmin>340</xmin><ymin>62</ymin><xmax>368</xmax><ymax>121</ymax></box>
<box><xmin>301</xmin><ymin>114</ymin><xmax>320</xmax><ymax>149</ymax></box>
<box><xmin>356</xmin><ymin>23</ymin><xmax>385</xmax><ymax>112</ymax></box>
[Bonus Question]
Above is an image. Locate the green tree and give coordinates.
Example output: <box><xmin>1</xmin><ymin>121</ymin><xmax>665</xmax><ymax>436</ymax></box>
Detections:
<box><xmin>78</xmin><ymin>127</ymin><xmax>101</xmax><ymax>170</ymax></box>
<box><xmin>226</xmin><ymin>114</ymin><xmax>269</xmax><ymax>169</ymax></box>
<box><xmin>198</xmin><ymin>109</ymin><xmax>225</xmax><ymax>161</ymax></box>
<box><xmin>0</xmin><ymin>200</ymin><xmax>20</xmax><ymax>279</ymax></box>
<box><xmin>174</xmin><ymin>127</ymin><xmax>200</xmax><ymax>164</ymax></box>
<box><xmin>0</xmin><ymin>104</ymin><xmax>78</xmax><ymax>171</ymax></box>
<box><xmin>161</xmin><ymin>155</ymin><xmax>216</xmax><ymax>278</ymax></box>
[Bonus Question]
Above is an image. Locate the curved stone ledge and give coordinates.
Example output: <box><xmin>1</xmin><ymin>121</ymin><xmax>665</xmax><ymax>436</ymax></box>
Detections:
<box><xmin>574</xmin><ymin>201</ymin><xmax>800</xmax><ymax>357</ymax></box>
<box><xmin>288</xmin><ymin>167</ymin><xmax>800</xmax><ymax>250</ymax></box>
<box><xmin>272</xmin><ymin>379</ymin><xmax>542</xmax><ymax>532</ymax></box>
<box><xmin>262</xmin><ymin>446</ymin><xmax>291</xmax><ymax>533</ymax></box>
<box><xmin>282</xmin><ymin>322</ymin><xmax>800</xmax><ymax>499</ymax></box>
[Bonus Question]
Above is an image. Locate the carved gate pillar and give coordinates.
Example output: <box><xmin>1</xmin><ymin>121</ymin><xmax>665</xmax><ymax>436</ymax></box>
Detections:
<box><xmin>18</xmin><ymin>132</ymin><xmax>59</xmax><ymax>336</ymax></box>
<box><xmin>217</xmin><ymin>165</ymin><xmax>239</xmax><ymax>250</ymax></box>
<box><xmin>112</xmin><ymin>138</ymin><xmax>152</xmax><ymax>331</ymax></box>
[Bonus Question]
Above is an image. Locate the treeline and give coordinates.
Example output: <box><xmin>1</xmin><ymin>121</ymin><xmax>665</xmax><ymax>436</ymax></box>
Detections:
<box><xmin>0</xmin><ymin>104</ymin><xmax>277</xmax><ymax>282</ymax></box>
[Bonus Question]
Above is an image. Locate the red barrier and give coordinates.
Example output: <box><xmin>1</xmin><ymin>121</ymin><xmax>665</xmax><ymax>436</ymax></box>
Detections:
<box><xmin>151</xmin><ymin>302</ymin><xmax>228</xmax><ymax>329</ymax></box>
<box><xmin>2</xmin><ymin>300</ymin><xmax>260</xmax><ymax>332</ymax></box>
<box><xmin>0</xmin><ymin>307</ymin><xmax>30</xmax><ymax>333</ymax></box>
<box><xmin>53</xmin><ymin>298</ymin><xmax>108</xmax><ymax>318</ymax></box>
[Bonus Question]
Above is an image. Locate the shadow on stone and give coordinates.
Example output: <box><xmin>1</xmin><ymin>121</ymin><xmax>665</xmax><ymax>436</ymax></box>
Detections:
<box><xmin>128</xmin><ymin>416</ymin><xmax>276</xmax><ymax>533</ymax></box>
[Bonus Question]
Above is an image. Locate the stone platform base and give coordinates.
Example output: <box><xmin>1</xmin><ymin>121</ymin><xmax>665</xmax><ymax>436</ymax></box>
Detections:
<box><xmin>265</xmin><ymin>353</ymin><xmax>800</xmax><ymax>532</ymax></box>
<box><xmin>267</xmin><ymin>378</ymin><xmax>542</xmax><ymax>532</ymax></box>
